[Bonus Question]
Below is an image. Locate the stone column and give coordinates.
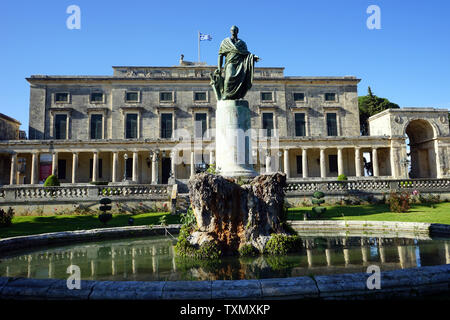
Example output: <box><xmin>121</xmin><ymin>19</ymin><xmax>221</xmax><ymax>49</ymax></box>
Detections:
<box><xmin>112</xmin><ymin>152</ymin><xmax>118</xmax><ymax>183</ymax></box>
<box><xmin>132</xmin><ymin>151</ymin><xmax>138</xmax><ymax>183</ymax></box>
<box><xmin>337</xmin><ymin>147</ymin><xmax>344</xmax><ymax>176</ymax></box>
<box><xmin>283</xmin><ymin>149</ymin><xmax>290</xmax><ymax>178</ymax></box>
<box><xmin>151</xmin><ymin>151</ymin><xmax>159</xmax><ymax>184</ymax></box>
<box><xmin>190</xmin><ymin>150</ymin><xmax>195</xmax><ymax>177</ymax></box>
<box><xmin>265</xmin><ymin>153</ymin><xmax>272</xmax><ymax>174</ymax></box>
<box><xmin>372</xmin><ymin>148</ymin><xmax>379</xmax><ymax>177</ymax></box>
<box><xmin>171</xmin><ymin>151</ymin><xmax>177</xmax><ymax>179</ymax></box>
<box><xmin>31</xmin><ymin>152</ymin><xmax>39</xmax><ymax>185</ymax></box>
<box><xmin>390</xmin><ymin>147</ymin><xmax>398</xmax><ymax>178</ymax></box>
<box><xmin>10</xmin><ymin>153</ymin><xmax>17</xmax><ymax>185</ymax></box>
<box><xmin>355</xmin><ymin>147</ymin><xmax>362</xmax><ymax>177</ymax></box>
<box><xmin>51</xmin><ymin>152</ymin><xmax>58</xmax><ymax>176</ymax></box>
<box><xmin>302</xmin><ymin>148</ymin><xmax>308</xmax><ymax>178</ymax></box>
<box><xmin>209</xmin><ymin>150</ymin><xmax>215</xmax><ymax>165</ymax></box>
<box><xmin>320</xmin><ymin>148</ymin><xmax>327</xmax><ymax>178</ymax></box>
<box><xmin>92</xmin><ymin>151</ymin><xmax>98</xmax><ymax>182</ymax></box>
<box><xmin>71</xmin><ymin>152</ymin><xmax>78</xmax><ymax>184</ymax></box>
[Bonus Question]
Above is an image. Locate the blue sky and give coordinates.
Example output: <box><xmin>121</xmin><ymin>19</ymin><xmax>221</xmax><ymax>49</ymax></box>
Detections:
<box><xmin>1</xmin><ymin>0</ymin><xmax>449</xmax><ymax>132</ymax></box>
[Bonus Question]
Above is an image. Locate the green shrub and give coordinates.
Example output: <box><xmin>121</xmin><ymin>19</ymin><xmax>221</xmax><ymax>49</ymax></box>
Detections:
<box><xmin>0</xmin><ymin>207</ymin><xmax>14</xmax><ymax>227</ymax></box>
<box><xmin>238</xmin><ymin>244</ymin><xmax>259</xmax><ymax>256</ymax></box>
<box><xmin>159</xmin><ymin>215</ymin><xmax>168</xmax><ymax>226</ymax></box>
<box><xmin>180</xmin><ymin>205</ymin><xmax>196</xmax><ymax>228</ymax></box>
<box><xmin>311</xmin><ymin>190</ymin><xmax>326</xmax><ymax>217</ymax></box>
<box><xmin>174</xmin><ymin>225</ymin><xmax>222</xmax><ymax>259</ymax></box>
<box><xmin>389</xmin><ymin>191</ymin><xmax>410</xmax><ymax>213</ymax></box>
<box><xmin>264</xmin><ymin>234</ymin><xmax>302</xmax><ymax>255</ymax></box>
<box><xmin>337</xmin><ymin>174</ymin><xmax>348</xmax><ymax>181</ymax></box>
<box><xmin>98</xmin><ymin>213</ymin><xmax>112</xmax><ymax>225</ymax></box>
<box><xmin>43</xmin><ymin>174</ymin><xmax>60</xmax><ymax>187</ymax></box>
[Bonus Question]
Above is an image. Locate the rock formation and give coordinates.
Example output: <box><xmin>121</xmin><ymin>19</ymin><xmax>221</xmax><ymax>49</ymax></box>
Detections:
<box><xmin>186</xmin><ymin>172</ymin><xmax>289</xmax><ymax>255</ymax></box>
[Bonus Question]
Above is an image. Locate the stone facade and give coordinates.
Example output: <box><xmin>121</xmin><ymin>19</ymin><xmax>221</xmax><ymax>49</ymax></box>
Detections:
<box><xmin>0</xmin><ymin>113</ymin><xmax>22</xmax><ymax>185</ymax></box>
<box><xmin>0</xmin><ymin>62</ymin><xmax>449</xmax><ymax>186</ymax></box>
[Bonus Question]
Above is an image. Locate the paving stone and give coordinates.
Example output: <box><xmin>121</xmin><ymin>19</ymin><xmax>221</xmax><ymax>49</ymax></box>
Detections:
<box><xmin>212</xmin><ymin>280</ymin><xmax>261</xmax><ymax>299</ymax></box>
<box><xmin>260</xmin><ymin>277</ymin><xmax>319</xmax><ymax>299</ymax></box>
<box><xmin>0</xmin><ymin>278</ymin><xmax>60</xmax><ymax>299</ymax></box>
<box><xmin>162</xmin><ymin>280</ymin><xmax>212</xmax><ymax>300</ymax></box>
<box><xmin>89</xmin><ymin>280</ymin><xmax>165</xmax><ymax>300</ymax></box>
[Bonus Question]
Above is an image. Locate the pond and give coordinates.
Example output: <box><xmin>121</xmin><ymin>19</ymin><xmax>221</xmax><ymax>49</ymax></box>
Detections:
<box><xmin>0</xmin><ymin>235</ymin><xmax>449</xmax><ymax>281</ymax></box>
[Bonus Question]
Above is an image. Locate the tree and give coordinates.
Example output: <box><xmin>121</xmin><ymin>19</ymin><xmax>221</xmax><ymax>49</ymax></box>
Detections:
<box><xmin>359</xmin><ymin>87</ymin><xmax>400</xmax><ymax>135</ymax></box>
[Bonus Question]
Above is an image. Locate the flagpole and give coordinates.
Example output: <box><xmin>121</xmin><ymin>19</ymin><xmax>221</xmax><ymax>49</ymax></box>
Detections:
<box><xmin>198</xmin><ymin>31</ymin><xmax>200</xmax><ymax>63</ymax></box>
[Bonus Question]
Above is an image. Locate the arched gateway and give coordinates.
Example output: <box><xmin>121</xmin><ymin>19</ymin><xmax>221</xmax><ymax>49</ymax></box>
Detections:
<box><xmin>405</xmin><ymin>119</ymin><xmax>437</xmax><ymax>178</ymax></box>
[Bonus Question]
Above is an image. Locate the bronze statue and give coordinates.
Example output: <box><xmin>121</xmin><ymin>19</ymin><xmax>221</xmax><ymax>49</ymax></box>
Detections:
<box><xmin>210</xmin><ymin>26</ymin><xmax>260</xmax><ymax>100</ymax></box>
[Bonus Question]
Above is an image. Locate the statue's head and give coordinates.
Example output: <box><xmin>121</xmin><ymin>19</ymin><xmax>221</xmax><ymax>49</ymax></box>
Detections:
<box><xmin>230</xmin><ymin>25</ymin><xmax>239</xmax><ymax>37</ymax></box>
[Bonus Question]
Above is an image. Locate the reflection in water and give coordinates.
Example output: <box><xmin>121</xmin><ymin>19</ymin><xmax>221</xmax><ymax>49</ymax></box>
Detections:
<box><xmin>0</xmin><ymin>235</ymin><xmax>449</xmax><ymax>281</ymax></box>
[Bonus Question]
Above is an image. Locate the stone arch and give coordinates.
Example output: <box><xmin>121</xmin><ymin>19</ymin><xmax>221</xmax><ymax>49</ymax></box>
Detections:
<box><xmin>404</xmin><ymin>119</ymin><xmax>437</xmax><ymax>178</ymax></box>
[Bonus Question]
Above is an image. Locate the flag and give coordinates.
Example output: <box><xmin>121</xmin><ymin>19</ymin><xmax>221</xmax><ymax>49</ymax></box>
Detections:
<box><xmin>199</xmin><ymin>33</ymin><xmax>212</xmax><ymax>41</ymax></box>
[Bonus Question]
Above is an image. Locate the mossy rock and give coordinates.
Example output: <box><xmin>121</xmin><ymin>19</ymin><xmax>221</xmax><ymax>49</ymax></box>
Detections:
<box><xmin>174</xmin><ymin>225</ymin><xmax>222</xmax><ymax>259</ymax></box>
<box><xmin>43</xmin><ymin>174</ymin><xmax>60</xmax><ymax>187</ymax></box>
<box><xmin>238</xmin><ymin>244</ymin><xmax>259</xmax><ymax>257</ymax></box>
<box><xmin>264</xmin><ymin>234</ymin><xmax>302</xmax><ymax>255</ymax></box>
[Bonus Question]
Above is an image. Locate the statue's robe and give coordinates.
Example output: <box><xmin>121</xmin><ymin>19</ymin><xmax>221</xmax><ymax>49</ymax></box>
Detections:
<box><xmin>211</xmin><ymin>37</ymin><xmax>256</xmax><ymax>100</ymax></box>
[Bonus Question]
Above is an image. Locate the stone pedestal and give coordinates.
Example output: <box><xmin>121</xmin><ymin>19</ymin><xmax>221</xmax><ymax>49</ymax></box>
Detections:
<box><xmin>215</xmin><ymin>100</ymin><xmax>257</xmax><ymax>178</ymax></box>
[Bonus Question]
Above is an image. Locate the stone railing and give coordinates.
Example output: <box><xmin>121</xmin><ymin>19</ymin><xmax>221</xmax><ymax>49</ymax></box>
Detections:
<box><xmin>0</xmin><ymin>184</ymin><xmax>172</xmax><ymax>204</ymax></box>
<box><xmin>284</xmin><ymin>178</ymin><xmax>450</xmax><ymax>195</ymax></box>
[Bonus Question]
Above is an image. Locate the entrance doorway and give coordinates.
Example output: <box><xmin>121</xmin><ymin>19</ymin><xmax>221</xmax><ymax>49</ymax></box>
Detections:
<box><xmin>405</xmin><ymin>119</ymin><xmax>436</xmax><ymax>178</ymax></box>
<box><xmin>161</xmin><ymin>157</ymin><xmax>171</xmax><ymax>184</ymax></box>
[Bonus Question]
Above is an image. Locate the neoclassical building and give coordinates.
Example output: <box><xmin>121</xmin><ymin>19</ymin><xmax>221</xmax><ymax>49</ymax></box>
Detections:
<box><xmin>0</xmin><ymin>62</ymin><xmax>449</xmax><ymax>186</ymax></box>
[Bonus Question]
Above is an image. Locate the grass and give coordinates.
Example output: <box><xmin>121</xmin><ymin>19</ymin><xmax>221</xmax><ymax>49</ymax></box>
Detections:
<box><xmin>0</xmin><ymin>203</ymin><xmax>449</xmax><ymax>239</ymax></box>
<box><xmin>287</xmin><ymin>202</ymin><xmax>450</xmax><ymax>225</ymax></box>
<box><xmin>0</xmin><ymin>212</ymin><xmax>181</xmax><ymax>239</ymax></box>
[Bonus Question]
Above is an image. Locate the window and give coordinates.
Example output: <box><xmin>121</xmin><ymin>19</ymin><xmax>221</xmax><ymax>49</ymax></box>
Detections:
<box><xmin>293</xmin><ymin>93</ymin><xmax>305</xmax><ymax>102</ymax></box>
<box><xmin>194</xmin><ymin>92</ymin><xmax>207</xmax><ymax>102</ymax></box>
<box><xmin>125</xmin><ymin>158</ymin><xmax>132</xmax><ymax>179</ymax></box>
<box><xmin>90</xmin><ymin>114</ymin><xmax>103</xmax><ymax>139</ymax></box>
<box><xmin>54</xmin><ymin>114</ymin><xmax>67</xmax><ymax>139</ymax></box>
<box><xmin>261</xmin><ymin>92</ymin><xmax>273</xmax><ymax>102</ymax></box>
<box><xmin>329</xmin><ymin>155</ymin><xmax>338</xmax><ymax>173</ymax></box>
<box><xmin>57</xmin><ymin>159</ymin><xmax>66</xmax><ymax>180</ymax></box>
<box><xmin>160</xmin><ymin>92</ymin><xmax>173</xmax><ymax>102</ymax></box>
<box><xmin>89</xmin><ymin>159</ymin><xmax>103</xmax><ymax>179</ymax></box>
<box><xmin>296</xmin><ymin>155</ymin><xmax>303</xmax><ymax>174</ymax></box>
<box><xmin>125</xmin><ymin>113</ymin><xmax>138</xmax><ymax>139</ymax></box>
<box><xmin>125</xmin><ymin>91</ymin><xmax>139</xmax><ymax>103</ymax></box>
<box><xmin>55</xmin><ymin>93</ymin><xmax>69</xmax><ymax>103</ymax></box>
<box><xmin>325</xmin><ymin>93</ymin><xmax>336</xmax><ymax>102</ymax></box>
<box><xmin>326</xmin><ymin>113</ymin><xmax>338</xmax><ymax>136</ymax></box>
<box><xmin>90</xmin><ymin>92</ymin><xmax>104</xmax><ymax>103</ymax></box>
<box><xmin>262</xmin><ymin>113</ymin><xmax>274</xmax><ymax>136</ymax></box>
<box><xmin>161</xmin><ymin>113</ymin><xmax>173</xmax><ymax>138</ymax></box>
<box><xmin>194</xmin><ymin>113</ymin><xmax>207</xmax><ymax>138</ymax></box>
<box><xmin>295</xmin><ymin>113</ymin><xmax>306</xmax><ymax>136</ymax></box>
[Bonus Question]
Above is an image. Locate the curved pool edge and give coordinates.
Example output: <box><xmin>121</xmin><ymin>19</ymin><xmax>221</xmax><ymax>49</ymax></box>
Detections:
<box><xmin>0</xmin><ymin>264</ymin><xmax>449</xmax><ymax>300</ymax></box>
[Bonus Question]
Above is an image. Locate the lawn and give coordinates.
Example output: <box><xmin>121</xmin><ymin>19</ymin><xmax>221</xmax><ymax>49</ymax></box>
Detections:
<box><xmin>287</xmin><ymin>202</ymin><xmax>450</xmax><ymax>225</ymax></box>
<box><xmin>0</xmin><ymin>212</ymin><xmax>181</xmax><ymax>239</ymax></box>
<box><xmin>1</xmin><ymin>203</ymin><xmax>449</xmax><ymax>239</ymax></box>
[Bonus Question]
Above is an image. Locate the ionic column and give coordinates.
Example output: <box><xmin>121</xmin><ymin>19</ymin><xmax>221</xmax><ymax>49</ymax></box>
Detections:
<box><xmin>72</xmin><ymin>152</ymin><xmax>78</xmax><ymax>184</ymax></box>
<box><xmin>337</xmin><ymin>147</ymin><xmax>344</xmax><ymax>176</ymax></box>
<box><xmin>372</xmin><ymin>148</ymin><xmax>379</xmax><ymax>177</ymax></box>
<box><xmin>112</xmin><ymin>152</ymin><xmax>118</xmax><ymax>183</ymax></box>
<box><xmin>171</xmin><ymin>151</ymin><xmax>177</xmax><ymax>179</ymax></box>
<box><xmin>152</xmin><ymin>151</ymin><xmax>159</xmax><ymax>184</ymax></box>
<box><xmin>92</xmin><ymin>151</ymin><xmax>98</xmax><ymax>182</ymax></box>
<box><xmin>355</xmin><ymin>147</ymin><xmax>362</xmax><ymax>177</ymax></box>
<box><xmin>10</xmin><ymin>153</ymin><xmax>17</xmax><ymax>185</ymax></box>
<box><xmin>31</xmin><ymin>152</ymin><xmax>39</xmax><ymax>184</ymax></box>
<box><xmin>283</xmin><ymin>149</ymin><xmax>290</xmax><ymax>178</ymax></box>
<box><xmin>51</xmin><ymin>152</ymin><xmax>58</xmax><ymax>176</ymax></box>
<box><xmin>265</xmin><ymin>153</ymin><xmax>272</xmax><ymax>173</ymax></box>
<box><xmin>320</xmin><ymin>148</ymin><xmax>327</xmax><ymax>178</ymax></box>
<box><xmin>209</xmin><ymin>150</ymin><xmax>215</xmax><ymax>165</ymax></box>
<box><xmin>190</xmin><ymin>150</ymin><xmax>195</xmax><ymax>177</ymax></box>
<box><xmin>132</xmin><ymin>151</ymin><xmax>138</xmax><ymax>183</ymax></box>
<box><xmin>302</xmin><ymin>148</ymin><xmax>308</xmax><ymax>178</ymax></box>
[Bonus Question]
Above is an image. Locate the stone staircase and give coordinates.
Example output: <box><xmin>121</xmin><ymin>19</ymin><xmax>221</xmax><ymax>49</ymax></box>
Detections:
<box><xmin>175</xmin><ymin>193</ymin><xmax>190</xmax><ymax>214</ymax></box>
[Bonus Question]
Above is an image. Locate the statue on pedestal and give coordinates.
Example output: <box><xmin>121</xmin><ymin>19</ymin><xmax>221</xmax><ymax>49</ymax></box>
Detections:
<box><xmin>210</xmin><ymin>25</ymin><xmax>260</xmax><ymax>100</ymax></box>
